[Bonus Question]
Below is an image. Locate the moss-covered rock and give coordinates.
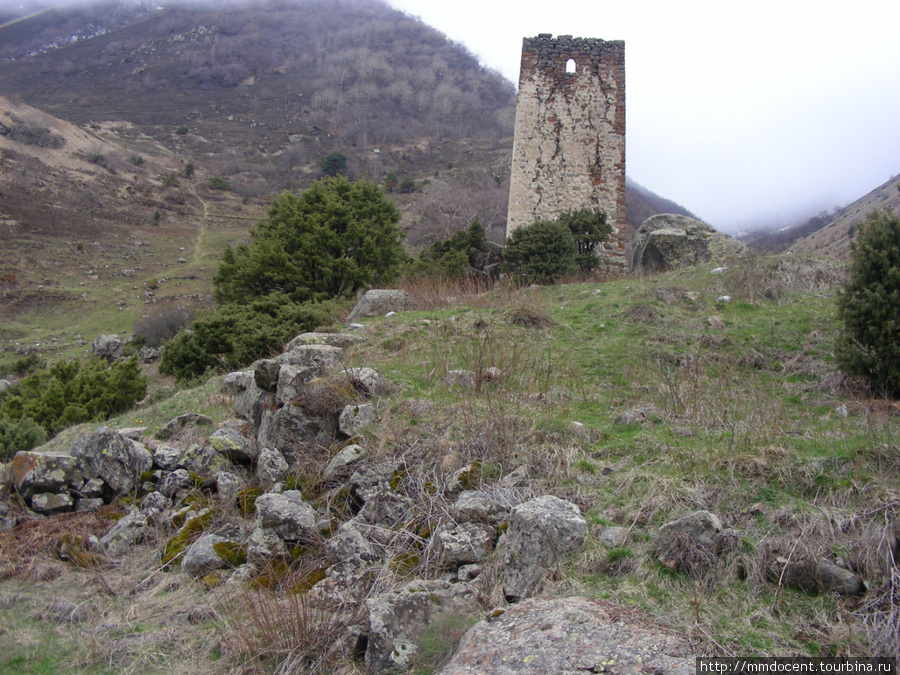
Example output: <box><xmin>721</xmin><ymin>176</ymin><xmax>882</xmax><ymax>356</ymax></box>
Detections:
<box><xmin>161</xmin><ymin>507</ymin><xmax>215</xmax><ymax>567</ymax></box>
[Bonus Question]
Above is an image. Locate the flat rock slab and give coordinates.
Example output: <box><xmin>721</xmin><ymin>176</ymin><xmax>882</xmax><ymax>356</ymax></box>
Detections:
<box><xmin>439</xmin><ymin>596</ymin><xmax>693</xmax><ymax>675</ymax></box>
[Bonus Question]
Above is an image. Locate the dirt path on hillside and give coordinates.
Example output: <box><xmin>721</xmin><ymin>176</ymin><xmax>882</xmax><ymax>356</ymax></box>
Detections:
<box><xmin>188</xmin><ymin>183</ymin><xmax>210</xmax><ymax>266</ymax></box>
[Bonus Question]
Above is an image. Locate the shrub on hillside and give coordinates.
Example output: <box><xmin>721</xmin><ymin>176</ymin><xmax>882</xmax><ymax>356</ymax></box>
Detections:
<box><xmin>835</xmin><ymin>209</ymin><xmax>900</xmax><ymax>395</ymax></box>
<box><xmin>208</xmin><ymin>176</ymin><xmax>230</xmax><ymax>191</ymax></box>
<box><xmin>0</xmin><ymin>415</ymin><xmax>47</xmax><ymax>460</ymax></box>
<box><xmin>556</xmin><ymin>208</ymin><xmax>612</xmax><ymax>273</ymax></box>
<box><xmin>212</xmin><ymin>177</ymin><xmax>407</xmax><ymax>305</ymax></box>
<box><xmin>0</xmin><ymin>357</ymin><xmax>147</xmax><ymax>440</ymax></box>
<box><xmin>408</xmin><ymin>221</ymin><xmax>488</xmax><ymax>280</ymax></box>
<box><xmin>321</xmin><ymin>152</ymin><xmax>347</xmax><ymax>177</ymax></box>
<box><xmin>502</xmin><ymin>219</ymin><xmax>578</xmax><ymax>284</ymax></box>
<box><xmin>133</xmin><ymin>304</ymin><xmax>199</xmax><ymax>348</ymax></box>
<box><xmin>11</xmin><ymin>354</ymin><xmax>44</xmax><ymax>377</ymax></box>
<box><xmin>1</xmin><ymin>120</ymin><xmax>65</xmax><ymax>149</ymax></box>
<box><xmin>159</xmin><ymin>295</ymin><xmax>340</xmax><ymax>382</ymax></box>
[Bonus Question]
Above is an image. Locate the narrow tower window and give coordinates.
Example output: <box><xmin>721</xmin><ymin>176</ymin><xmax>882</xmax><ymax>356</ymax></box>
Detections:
<box><xmin>566</xmin><ymin>58</ymin><xmax>577</xmax><ymax>74</ymax></box>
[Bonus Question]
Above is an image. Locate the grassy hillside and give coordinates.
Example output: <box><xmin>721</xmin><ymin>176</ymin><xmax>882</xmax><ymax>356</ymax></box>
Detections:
<box><xmin>0</xmin><ymin>0</ymin><xmax>517</xmax><ymax>246</ymax></box>
<box><xmin>789</xmin><ymin>175</ymin><xmax>900</xmax><ymax>260</ymax></box>
<box><xmin>743</xmin><ymin>175</ymin><xmax>900</xmax><ymax>258</ymax></box>
<box><xmin>2</xmin><ymin>255</ymin><xmax>898</xmax><ymax>673</ymax></box>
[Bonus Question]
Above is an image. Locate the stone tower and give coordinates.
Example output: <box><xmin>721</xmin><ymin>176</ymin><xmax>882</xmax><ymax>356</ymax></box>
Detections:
<box><xmin>507</xmin><ymin>34</ymin><xmax>626</xmax><ymax>274</ymax></box>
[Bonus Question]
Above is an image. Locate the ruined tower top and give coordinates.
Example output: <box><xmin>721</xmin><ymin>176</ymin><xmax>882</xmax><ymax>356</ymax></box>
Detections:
<box><xmin>507</xmin><ymin>34</ymin><xmax>627</xmax><ymax>275</ymax></box>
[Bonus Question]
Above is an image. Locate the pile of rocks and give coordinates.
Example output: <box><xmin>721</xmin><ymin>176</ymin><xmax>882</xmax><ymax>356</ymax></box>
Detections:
<box><xmin>1</xmin><ymin>329</ymin><xmax>598</xmax><ymax>672</ymax></box>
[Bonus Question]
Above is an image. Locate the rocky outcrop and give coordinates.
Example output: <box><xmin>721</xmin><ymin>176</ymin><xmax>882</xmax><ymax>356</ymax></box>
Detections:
<box><xmin>254</xmin><ymin>491</ymin><xmax>319</xmax><ymax>542</ymax></box>
<box><xmin>439</xmin><ymin>596</ymin><xmax>693</xmax><ymax>675</ymax></box>
<box><xmin>346</xmin><ymin>289</ymin><xmax>412</xmax><ymax>322</ymax></box>
<box><xmin>8</xmin><ymin>320</ymin><xmax>876</xmax><ymax>672</ymax></box>
<box><xmin>502</xmin><ymin>495</ymin><xmax>587</xmax><ymax>602</ymax></box>
<box><xmin>365</xmin><ymin>580</ymin><xmax>481</xmax><ymax>674</ymax></box>
<box><xmin>632</xmin><ymin>214</ymin><xmax>745</xmax><ymax>274</ymax></box>
<box><xmin>91</xmin><ymin>334</ymin><xmax>123</xmax><ymax>361</ymax></box>
<box><xmin>72</xmin><ymin>427</ymin><xmax>152</xmax><ymax>495</ymax></box>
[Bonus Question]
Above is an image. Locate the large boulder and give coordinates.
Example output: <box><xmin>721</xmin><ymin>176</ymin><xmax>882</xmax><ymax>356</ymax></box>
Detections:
<box><xmin>658</xmin><ymin>509</ymin><xmax>722</xmax><ymax>546</ymax></box>
<box><xmin>208</xmin><ymin>427</ymin><xmax>257</xmax><ymax>463</ymax></box>
<box><xmin>178</xmin><ymin>443</ymin><xmax>231</xmax><ymax>477</ymax></box>
<box><xmin>366</xmin><ymin>580</ymin><xmax>481</xmax><ymax>675</ymax></box>
<box><xmin>502</xmin><ymin>495</ymin><xmax>587</xmax><ymax>602</ymax></box>
<box><xmin>323</xmin><ymin>444</ymin><xmax>368</xmax><ymax>482</ymax></box>
<box><xmin>771</xmin><ymin>557</ymin><xmax>866</xmax><ymax>596</ymax></box>
<box><xmin>101</xmin><ymin>509</ymin><xmax>149</xmax><ymax>556</ymax></box>
<box><xmin>433</xmin><ymin>522</ymin><xmax>495</xmax><ymax>569</ymax></box>
<box><xmin>338</xmin><ymin>403</ymin><xmax>376</xmax><ymax>436</ymax></box>
<box><xmin>31</xmin><ymin>492</ymin><xmax>75</xmax><ymax>514</ymax></box>
<box><xmin>324</xmin><ymin>519</ymin><xmax>379</xmax><ymax>565</ymax></box>
<box><xmin>72</xmin><ymin>427</ymin><xmax>153</xmax><ymax>495</ymax></box>
<box><xmin>342</xmin><ymin>367</ymin><xmax>386</xmax><ymax>396</ymax></box>
<box><xmin>451</xmin><ymin>490</ymin><xmax>514</xmax><ymax>528</ymax></box>
<box><xmin>438</xmin><ymin>596</ymin><xmax>693</xmax><ymax>675</ymax></box>
<box><xmin>255</xmin><ymin>446</ymin><xmax>288</xmax><ymax>488</ymax></box>
<box><xmin>9</xmin><ymin>450</ymin><xmax>83</xmax><ymax>500</ymax></box>
<box><xmin>91</xmin><ymin>334</ymin><xmax>122</xmax><ymax>361</ymax></box>
<box><xmin>275</xmin><ymin>345</ymin><xmax>345</xmax><ymax>405</ymax></box>
<box><xmin>232</xmin><ymin>379</ymin><xmax>272</xmax><ymax>428</ymax></box>
<box><xmin>655</xmin><ymin>510</ymin><xmax>724</xmax><ymax>573</ymax></box>
<box><xmin>181</xmin><ymin>534</ymin><xmax>245</xmax><ymax>577</ymax></box>
<box><xmin>632</xmin><ymin>214</ymin><xmax>745</xmax><ymax>274</ymax></box>
<box><xmin>346</xmin><ymin>289</ymin><xmax>412</xmax><ymax>322</ymax></box>
<box><xmin>256</xmin><ymin>403</ymin><xmax>336</xmax><ymax>465</ymax></box>
<box><xmin>254</xmin><ymin>491</ymin><xmax>318</xmax><ymax>542</ymax></box>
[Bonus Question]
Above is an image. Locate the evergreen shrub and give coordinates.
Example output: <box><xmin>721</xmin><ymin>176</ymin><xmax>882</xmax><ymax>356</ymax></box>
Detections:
<box><xmin>213</xmin><ymin>177</ymin><xmax>407</xmax><ymax>305</ymax></box>
<box><xmin>0</xmin><ymin>415</ymin><xmax>47</xmax><ymax>460</ymax></box>
<box><xmin>835</xmin><ymin>209</ymin><xmax>900</xmax><ymax>395</ymax></box>
<box><xmin>502</xmin><ymin>219</ymin><xmax>578</xmax><ymax>284</ymax></box>
<box><xmin>408</xmin><ymin>221</ymin><xmax>488</xmax><ymax>280</ymax></box>
<box><xmin>159</xmin><ymin>295</ymin><xmax>340</xmax><ymax>382</ymax></box>
<box><xmin>0</xmin><ymin>357</ymin><xmax>147</xmax><ymax>444</ymax></box>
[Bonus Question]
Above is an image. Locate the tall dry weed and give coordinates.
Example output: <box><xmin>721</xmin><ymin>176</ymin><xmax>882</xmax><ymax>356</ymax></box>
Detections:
<box><xmin>217</xmin><ymin>585</ymin><xmax>365</xmax><ymax>674</ymax></box>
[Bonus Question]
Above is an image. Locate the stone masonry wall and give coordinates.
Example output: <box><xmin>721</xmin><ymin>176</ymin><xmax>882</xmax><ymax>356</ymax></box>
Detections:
<box><xmin>507</xmin><ymin>34</ymin><xmax>627</xmax><ymax>275</ymax></box>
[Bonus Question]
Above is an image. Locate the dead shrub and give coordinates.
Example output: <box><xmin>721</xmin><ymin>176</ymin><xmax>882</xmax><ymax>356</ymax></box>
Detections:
<box><xmin>505</xmin><ymin>305</ymin><xmax>553</xmax><ymax>328</ymax></box>
<box><xmin>0</xmin><ymin>507</ymin><xmax>118</xmax><ymax>579</ymax></box>
<box><xmin>133</xmin><ymin>303</ymin><xmax>201</xmax><ymax>348</ymax></box>
<box><xmin>722</xmin><ymin>256</ymin><xmax>847</xmax><ymax>302</ymax></box>
<box><xmin>217</xmin><ymin>581</ymin><xmax>365</xmax><ymax>673</ymax></box>
<box><xmin>854</xmin><ymin>566</ymin><xmax>900</xmax><ymax>658</ymax></box>
<box><xmin>655</xmin><ymin>530</ymin><xmax>718</xmax><ymax>577</ymax></box>
<box><xmin>627</xmin><ymin>303</ymin><xmax>657</xmax><ymax>323</ymax></box>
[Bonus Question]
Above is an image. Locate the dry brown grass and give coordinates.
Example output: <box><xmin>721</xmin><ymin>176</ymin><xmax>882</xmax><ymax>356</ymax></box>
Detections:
<box><xmin>0</xmin><ymin>515</ymin><xmax>224</xmax><ymax>674</ymax></box>
<box><xmin>217</xmin><ymin>585</ymin><xmax>366</xmax><ymax>675</ymax></box>
<box><xmin>0</xmin><ymin>506</ymin><xmax>117</xmax><ymax>579</ymax></box>
<box><xmin>721</xmin><ymin>256</ymin><xmax>847</xmax><ymax>303</ymax></box>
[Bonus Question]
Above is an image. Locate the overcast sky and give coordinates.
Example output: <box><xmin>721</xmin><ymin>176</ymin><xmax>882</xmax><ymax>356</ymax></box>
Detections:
<box><xmin>388</xmin><ymin>0</ymin><xmax>900</xmax><ymax>232</ymax></box>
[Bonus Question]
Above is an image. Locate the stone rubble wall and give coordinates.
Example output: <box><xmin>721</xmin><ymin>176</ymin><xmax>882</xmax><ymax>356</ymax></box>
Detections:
<box><xmin>507</xmin><ymin>34</ymin><xmax>627</xmax><ymax>276</ymax></box>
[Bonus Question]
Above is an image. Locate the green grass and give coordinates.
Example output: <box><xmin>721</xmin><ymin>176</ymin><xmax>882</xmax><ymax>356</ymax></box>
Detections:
<box><xmin>4</xmin><ymin>255</ymin><xmax>898</xmax><ymax>667</ymax></box>
<box><xmin>337</xmin><ymin>259</ymin><xmax>896</xmax><ymax>656</ymax></box>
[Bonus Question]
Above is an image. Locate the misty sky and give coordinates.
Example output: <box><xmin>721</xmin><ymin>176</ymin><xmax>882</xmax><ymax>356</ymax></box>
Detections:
<box><xmin>388</xmin><ymin>0</ymin><xmax>900</xmax><ymax>232</ymax></box>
